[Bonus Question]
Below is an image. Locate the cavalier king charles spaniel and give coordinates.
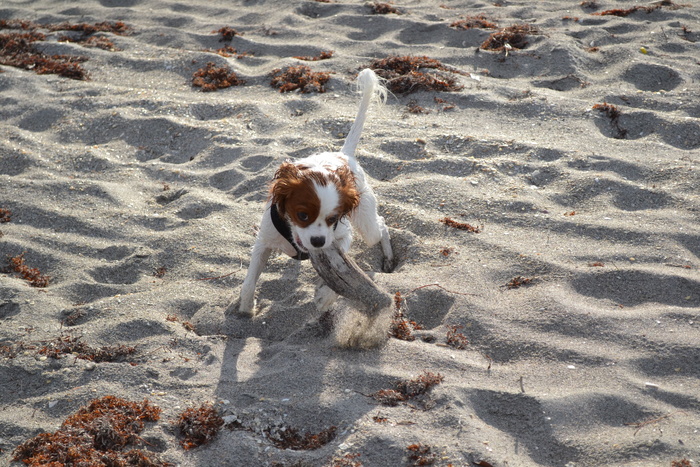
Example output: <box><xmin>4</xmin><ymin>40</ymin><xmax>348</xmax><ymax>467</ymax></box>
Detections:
<box><xmin>236</xmin><ymin>69</ymin><xmax>393</xmax><ymax>316</ymax></box>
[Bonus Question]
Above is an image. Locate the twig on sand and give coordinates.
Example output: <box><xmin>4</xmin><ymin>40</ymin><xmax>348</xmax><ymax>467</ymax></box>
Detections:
<box><xmin>626</xmin><ymin>410</ymin><xmax>686</xmax><ymax>436</ymax></box>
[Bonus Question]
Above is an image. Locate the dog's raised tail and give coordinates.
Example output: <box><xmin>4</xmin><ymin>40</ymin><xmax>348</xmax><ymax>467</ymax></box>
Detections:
<box><xmin>341</xmin><ymin>69</ymin><xmax>386</xmax><ymax>159</ymax></box>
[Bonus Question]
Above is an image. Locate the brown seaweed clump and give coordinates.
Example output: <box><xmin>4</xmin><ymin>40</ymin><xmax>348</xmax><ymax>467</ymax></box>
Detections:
<box><xmin>48</xmin><ymin>21</ymin><xmax>131</xmax><ymax>36</ymax></box>
<box><xmin>330</xmin><ymin>453</ymin><xmax>363</xmax><ymax>467</ymax></box>
<box><xmin>5</xmin><ymin>252</ymin><xmax>50</xmax><ymax>287</ymax></box>
<box><xmin>368</xmin><ymin>55</ymin><xmax>464</xmax><ymax>94</ymax></box>
<box><xmin>0</xmin><ymin>31</ymin><xmax>88</xmax><ymax>79</ymax></box>
<box><xmin>293</xmin><ymin>50</ymin><xmax>334</xmax><ymax>61</ymax></box>
<box><xmin>12</xmin><ymin>396</ymin><xmax>167</xmax><ymax>466</ymax></box>
<box><xmin>270</xmin><ymin>65</ymin><xmax>331</xmax><ymax>93</ymax></box>
<box><xmin>593</xmin><ymin>102</ymin><xmax>627</xmax><ymax>139</ymax></box>
<box><xmin>371</xmin><ymin>371</ymin><xmax>444</xmax><ymax>406</ymax></box>
<box><xmin>440</xmin><ymin>216</ymin><xmax>481</xmax><ymax>233</ymax></box>
<box><xmin>407</xmin><ymin>443</ymin><xmax>437</xmax><ymax>465</ymax></box>
<box><xmin>505</xmin><ymin>276</ymin><xmax>536</xmax><ymax>289</ymax></box>
<box><xmin>192</xmin><ymin>62</ymin><xmax>245</xmax><ymax>91</ymax></box>
<box><xmin>38</xmin><ymin>333</ymin><xmax>136</xmax><ymax>362</ymax></box>
<box><xmin>390</xmin><ymin>292</ymin><xmax>424</xmax><ymax>341</ymax></box>
<box><xmin>175</xmin><ymin>403</ymin><xmax>224</xmax><ymax>450</ymax></box>
<box><xmin>593</xmin><ymin>1</ymin><xmax>688</xmax><ymax>17</ymax></box>
<box><xmin>213</xmin><ymin>26</ymin><xmax>241</xmax><ymax>42</ymax></box>
<box><xmin>481</xmin><ymin>24</ymin><xmax>538</xmax><ymax>51</ymax></box>
<box><xmin>0</xmin><ymin>20</ymin><xmax>130</xmax><ymax>78</ymax></box>
<box><xmin>0</xmin><ymin>208</ymin><xmax>11</xmax><ymax>222</ymax></box>
<box><xmin>264</xmin><ymin>425</ymin><xmax>337</xmax><ymax>450</ymax></box>
<box><xmin>450</xmin><ymin>15</ymin><xmax>498</xmax><ymax>30</ymax></box>
<box><xmin>446</xmin><ymin>325</ymin><xmax>469</xmax><ymax>349</ymax></box>
<box><xmin>369</xmin><ymin>2</ymin><xmax>402</xmax><ymax>14</ymax></box>
<box><xmin>58</xmin><ymin>35</ymin><xmax>119</xmax><ymax>51</ymax></box>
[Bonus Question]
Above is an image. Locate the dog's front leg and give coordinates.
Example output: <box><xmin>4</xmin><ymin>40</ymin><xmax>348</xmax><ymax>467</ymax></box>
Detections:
<box><xmin>238</xmin><ymin>241</ymin><xmax>272</xmax><ymax>316</ymax></box>
<box><xmin>373</xmin><ymin>215</ymin><xmax>394</xmax><ymax>273</ymax></box>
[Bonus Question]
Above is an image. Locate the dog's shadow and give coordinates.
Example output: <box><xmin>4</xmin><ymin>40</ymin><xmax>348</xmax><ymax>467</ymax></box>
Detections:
<box><xmin>192</xmin><ymin>275</ymin><xmax>386</xmax><ymax>464</ymax></box>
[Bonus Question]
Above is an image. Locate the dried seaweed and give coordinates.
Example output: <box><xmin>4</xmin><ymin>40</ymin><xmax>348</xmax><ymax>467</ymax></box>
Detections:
<box><xmin>48</xmin><ymin>21</ymin><xmax>130</xmax><ymax>36</ymax></box>
<box><xmin>0</xmin><ymin>208</ymin><xmax>11</xmax><ymax>222</ymax></box>
<box><xmin>330</xmin><ymin>453</ymin><xmax>363</xmax><ymax>467</ymax></box>
<box><xmin>58</xmin><ymin>34</ymin><xmax>120</xmax><ymax>51</ymax></box>
<box><xmin>270</xmin><ymin>65</ymin><xmax>331</xmax><ymax>93</ymax></box>
<box><xmin>0</xmin><ymin>19</ymin><xmax>41</xmax><ymax>30</ymax></box>
<box><xmin>679</xmin><ymin>25</ymin><xmax>695</xmax><ymax>42</ymax></box>
<box><xmin>368</xmin><ymin>55</ymin><xmax>464</xmax><ymax>94</ymax></box>
<box><xmin>0</xmin><ymin>20</ymin><xmax>129</xmax><ymax>78</ymax></box>
<box><xmin>593</xmin><ymin>1</ymin><xmax>687</xmax><ymax>17</ymax></box>
<box><xmin>481</xmin><ymin>24</ymin><xmax>538</xmax><ymax>51</ymax></box>
<box><xmin>406</xmin><ymin>100</ymin><xmax>430</xmax><ymax>114</ymax></box>
<box><xmin>264</xmin><ymin>425</ymin><xmax>336</xmax><ymax>450</ymax></box>
<box><xmin>593</xmin><ymin>102</ymin><xmax>627</xmax><ymax>139</ymax></box>
<box><xmin>371</xmin><ymin>371</ymin><xmax>444</xmax><ymax>406</ymax></box>
<box><xmin>505</xmin><ymin>276</ymin><xmax>536</xmax><ymax>289</ymax></box>
<box><xmin>175</xmin><ymin>403</ymin><xmax>224</xmax><ymax>450</ymax></box>
<box><xmin>434</xmin><ymin>96</ymin><xmax>455</xmax><ymax>111</ymax></box>
<box><xmin>12</xmin><ymin>396</ymin><xmax>167</xmax><ymax>466</ymax></box>
<box><xmin>370</xmin><ymin>2</ymin><xmax>402</xmax><ymax>14</ymax></box>
<box><xmin>396</xmin><ymin>372</ymin><xmax>444</xmax><ymax>398</ymax></box>
<box><xmin>293</xmin><ymin>50</ymin><xmax>334</xmax><ymax>61</ymax></box>
<box><xmin>0</xmin><ymin>31</ymin><xmax>87</xmax><ymax>79</ymax></box>
<box><xmin>390</xmin><ymin>309</ymin><xmax>423</xmax><ymax>340</ymax></box>
<box><xmin>439</xmin><ymin>217</ymin><xmax>480</xmax><ymax>233</ymax></box>
<box><xmin>214</xmin><ymin>26</ymin><xmax>240</xmax><ymax>42</ymax></box>
<box><xmin>192</xmin><ymin>62</ymin><xmax>245</xmax><ymax>91</ymax></box>
<box><xmin>671</xmin><ymin>459</ymin><xmax>693</xmax><ymax>467</ymax></box>
<box><xmin>390</xmin><ymin>315</ymin><xmax>416</xmax><ymax>341</ymax></box>
<box><xmin>212</xmin><ymin>45</ymin><xmax>252</xmax><ymax>58</ymax></box>
<box><xmin>446</xmin><ymin>325</ymin><xmax>469</xmax><ymax>349</ymax></box>
<box><xmin>0</xmin><ymin>341</ymin><xmax>34</xmax><ymax>359</ymax></box>
<box><xmin>63</xmin><ymin>308</ymin><xmax>87</xmax><ymax>326</ymax></box>
<box><xmin>450</xmin><ymin>15</ymin><xmax>497</xmax><ymax>30</ymax></box>
<box><xmin>0</xmin><ymin>19</ymin><xmax>130</xmax><ymax>35</ymax></box>
<box><xmin>38</xmin><ymin>333</ymin><xmax>136</xmax><ymax>362</ymax></box>
<box><xmin>406</xmin><ymin>443</ymin><xmax>437</xmax><ymax>466</ymax></box>
<box><xmin>5</xmin><ymin>252</ymin><xmax>50</xmax><ymax>287</ymax></box>
<box><xmin>389</xmin><ymin>292</ymin><xmax>423</xmax><ymax>341</ymax></box>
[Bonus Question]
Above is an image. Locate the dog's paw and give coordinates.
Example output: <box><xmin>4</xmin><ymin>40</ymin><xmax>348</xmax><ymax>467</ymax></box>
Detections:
<box><xmin>382</xmin><ymin>256</ymin><xmax>395</xmax><ymax>273</ymax></box>
<box><xmin>232</xmin><ymin>296</ymin><xmax>256</xmax><ymax>317</ymax></box>
<box><xmin>314</xmin><ymin>284</ymin><xmax>338</xmax><ymax>312</ymax></box>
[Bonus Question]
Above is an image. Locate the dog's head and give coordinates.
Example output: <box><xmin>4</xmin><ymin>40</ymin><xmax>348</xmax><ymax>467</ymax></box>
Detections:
<box><xmin>270</xmin><ymin>161</ymin><xmax>359</xmax><ymax>251</ymax></box>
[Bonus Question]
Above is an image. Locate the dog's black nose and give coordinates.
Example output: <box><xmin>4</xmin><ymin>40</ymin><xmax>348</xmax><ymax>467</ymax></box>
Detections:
<box><xmin>310</xmin><ymin>236</ymin><xmax>326</xmax><ymax>248</ymax></box>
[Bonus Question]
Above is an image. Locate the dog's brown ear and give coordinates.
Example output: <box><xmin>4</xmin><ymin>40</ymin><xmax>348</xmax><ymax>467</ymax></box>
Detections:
<box><xmin>336</xmin><ymin>165</ymin><xmax>360</xmax><ymax>215</ymax></box>
<box><xmin>270</xmin><ymin>161</ymin><xmax>301</xmax><ymax>215</ymax></box>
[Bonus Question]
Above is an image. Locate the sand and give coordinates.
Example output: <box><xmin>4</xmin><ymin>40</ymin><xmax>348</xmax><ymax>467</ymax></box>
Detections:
<box><xmin>1</xmin><ymin>1</ymin><xmax>699</xmax><ymax>466</ymax></box>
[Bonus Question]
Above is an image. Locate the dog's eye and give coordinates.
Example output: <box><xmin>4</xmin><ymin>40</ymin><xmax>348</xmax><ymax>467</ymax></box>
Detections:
<box><xmin>297</xmin><ymin>212</ymin><xmax>308</xmax><ymax>222</ymax></box>
<box><xmin>327</xmin><ymin>215</ymin><xmax>338</xmax><ymax>225</ymax></box>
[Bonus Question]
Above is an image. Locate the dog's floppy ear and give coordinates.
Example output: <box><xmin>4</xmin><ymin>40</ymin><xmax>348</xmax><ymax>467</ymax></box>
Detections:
<box><xmin>270</xmin><ymin>161</ymin><xmax>302</xmax><ymax>216</ymax></box>
<box><xmin>336</xmin><ymin>165</ymin><xmax>360</xmax><ymax>215</ymax></box>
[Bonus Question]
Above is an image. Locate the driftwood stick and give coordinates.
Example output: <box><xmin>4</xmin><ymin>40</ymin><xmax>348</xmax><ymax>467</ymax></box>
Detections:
<box><xmin>308</xmin><ymin>242</ymin><xmax>393</xmax><ymax>315</ymax></box>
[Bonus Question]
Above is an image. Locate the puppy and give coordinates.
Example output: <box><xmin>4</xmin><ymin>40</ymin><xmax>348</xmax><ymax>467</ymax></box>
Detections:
<box><xmin>237</xmin><ymin>69</ymin><xmax>393</xmax><ymax>316</ymax></box>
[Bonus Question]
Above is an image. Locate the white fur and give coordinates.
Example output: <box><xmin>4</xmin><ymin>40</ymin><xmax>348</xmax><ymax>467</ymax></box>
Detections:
<box><xmin>237</xmin><ymin>69</ymin><xmax>393</xmax><ymax>317</ymax></box>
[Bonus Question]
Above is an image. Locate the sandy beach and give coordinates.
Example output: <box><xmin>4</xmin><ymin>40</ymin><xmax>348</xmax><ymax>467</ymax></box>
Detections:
<box><xmin>1</xmin><ymin>1</ymin><xmax>699</xmax><ymax>465</ymax></box>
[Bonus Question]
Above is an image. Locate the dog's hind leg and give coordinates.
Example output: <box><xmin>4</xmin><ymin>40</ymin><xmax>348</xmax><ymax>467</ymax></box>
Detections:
<box><xmin>350</xmin><ymin>189</ymin><xmax>394</xmax><ymax>273</ymax></box>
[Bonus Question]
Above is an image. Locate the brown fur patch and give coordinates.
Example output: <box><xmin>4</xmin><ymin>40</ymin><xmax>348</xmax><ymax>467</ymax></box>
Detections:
<box><xmin>270</xmin><ymin>161</ymin><xmax>359</xmax><ymax>227</ymax></box>
<box><xmin>270</xmin><ymin>162</ymin><xmax>321</xmax><ymax>227</ymax></box>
